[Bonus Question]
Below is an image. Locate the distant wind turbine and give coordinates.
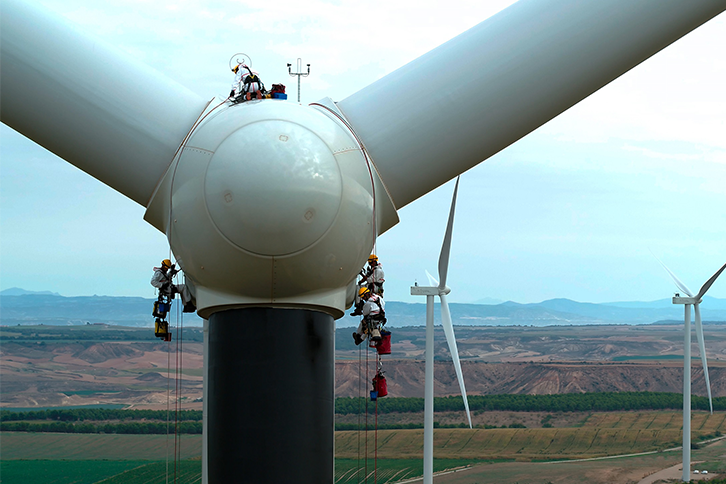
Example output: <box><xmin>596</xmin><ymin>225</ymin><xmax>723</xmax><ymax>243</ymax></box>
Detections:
<box><xmin>411</xmin><ymin>176</ymin><xmax>472</xmax><ymax>484</ymax></box>
<box><xmin>657</xmin><ymin>258</ymin><xmax>725</xmax><ymax>482</ymax></box>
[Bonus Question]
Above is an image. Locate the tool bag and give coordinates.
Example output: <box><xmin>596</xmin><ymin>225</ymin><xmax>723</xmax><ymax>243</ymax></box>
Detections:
<box><xmin>270</xmin><ymin>83</ymin><xmax>286</xmax><ymax>94</ymax></box>
<box><xmin>152</xmin><ymin>300</ymin><xmax>171</xmax><ymax>318</ymax></box>
<box><xmin>372</xmin><ymin>371</ymin><xmax>388</xmax><ymax>398</ymax></box>
<box><xmin>155</xmin><ymin>319</ymin><xmax>170</xmax><ymax>338</ymax></box>
<box><xmin>376</xmin><ymin>330</ymin><xmax>391</xmax><ymax>355</ymax></box>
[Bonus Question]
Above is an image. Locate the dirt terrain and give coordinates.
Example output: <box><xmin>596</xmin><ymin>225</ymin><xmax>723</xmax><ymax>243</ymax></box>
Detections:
<box><xmin>2</xmin><ymin>323</ymin><xmax>726</xmax><ymax>409</ymax></box>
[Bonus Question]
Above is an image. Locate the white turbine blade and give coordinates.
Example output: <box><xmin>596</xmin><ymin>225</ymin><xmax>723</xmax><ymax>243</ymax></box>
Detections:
<box><xmin>693</xmin><ymin>303</ymin><xmax>713</xmax><ymax>414</ymax></box>
<box><xmin>0</xmin><ymin>0</ymin><xmax>207</xmax><ymax>206</ymax></box>
<box><xmin>439</xmin><ymin>293</ymin><xmax>472</xmax><ymax>428</ymax></box>
<box><xmin>653</xmin><ymin>254</ymin><xmax>694</xmax><ymax>297</ymax></box>
<box><xmin>425</xmin><ymin>270</ymin><xmax>439</xmax><ymax>288</ymax></box>
<box><xmin>695</xmin><ymin>262</ymin><xmax>726</xmax><ymax>301</ymax></box>
<box><xmin>437</xmin><ymin>177</ymin><xmax>460</xmax><ymax>290</ymax></box>
<box><xmin>337</xmin><ymin>0</ymin><xmax>726</xmax><ymax>209</ymax></box>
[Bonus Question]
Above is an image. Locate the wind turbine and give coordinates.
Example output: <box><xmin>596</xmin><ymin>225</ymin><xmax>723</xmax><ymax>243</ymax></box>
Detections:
<box><xmin>411</xmin><ymin>177</ymin><xmax>472</xmax><ymax>484</ymax></box>
<box><xmin>658</xmin><ymin>259</ymin><xmax>725</xmax><ymax>482</ymax></box>
<box><xmin>2</xmin><ymin>0</ymin><xmax>725</xmax><ymax>482</ymax></box>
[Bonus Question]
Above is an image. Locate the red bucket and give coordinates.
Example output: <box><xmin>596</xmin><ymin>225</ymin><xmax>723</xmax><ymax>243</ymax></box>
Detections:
<box><xmin>373</xmin><ymin>372</ymin><xmax>388</xmax><ymax>398</ymax></box>
<box><xmin>376</xmin><ymin>330</ymin><xmax>391</xmax><ymax>355</ymax></box>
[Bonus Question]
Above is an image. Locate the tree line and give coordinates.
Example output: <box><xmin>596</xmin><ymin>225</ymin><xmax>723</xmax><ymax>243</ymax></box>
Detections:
<box><xmin>0</xmin><ymin>408</ymin><xmax>202</xmax><ymax>423</ymax></box>
<box><xmin>335</xmin><ymin>392</ymin><xmax>726</xmax><ymax>415</ymax></box>
<box><xmin>3</xmin><ymin>392</ymin><xmax>724</xmax><ymax>426</ymax></box>
<box><xmin>0</xmin><ymin>420</ymin><xmax>202</xmax><ymax>434</ymax></box>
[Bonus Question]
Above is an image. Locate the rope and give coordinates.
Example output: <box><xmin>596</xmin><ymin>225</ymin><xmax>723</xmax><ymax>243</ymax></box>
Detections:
<box><xmin>173</xmin><ymin>301</ymin><xmax>180</xmax><ymax>482</ymax></box>
<box><xmin>165</xmin><ymin>324</ymin><xmax>171</xmax><ymax>484</ymax></box>
<box><xmin>357</xmin><ymin>343</ymin><xmax>362</xmax><ymax>484</ymax></box>
<box><xmin>374</xmin><ymin>395</ymin><xmax>378</xmax><ymax>484</ymax></box>
<box><xmin>365</xmin><ymin>344</ymin><xmax>369</xmax><ymax>483</ymax></box>
<box><xmin>175</xmin><ymin>296</ymin><xmax>185</xmax><ymax>481</ymax></box>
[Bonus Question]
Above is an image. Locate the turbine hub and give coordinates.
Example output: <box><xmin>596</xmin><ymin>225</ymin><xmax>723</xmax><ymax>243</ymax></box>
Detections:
<box><xmin>143</xmin><ymin>100</ymin><xmax>399</xmax><ymax>318</ymax></box>
<box><xmin>204</xmin><ymin>120</ymin><xmax>342</xmax><ymax>255</ymax></box>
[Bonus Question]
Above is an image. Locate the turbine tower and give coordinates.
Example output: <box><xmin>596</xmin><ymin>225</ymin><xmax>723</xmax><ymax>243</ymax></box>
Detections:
<box><xmin>658</xmin><ymin>261</ymin><xmax>725</xmax><ymax>482</ymax></box>
<box><xmin>2</xmin><ymin>0</ymin><xmax>725</xmax><ymax>482</ymax></box>
<box><xmin>411</xmin><ymin>176</ymin><xmax>472</xmax><ymax>484</ymax></box>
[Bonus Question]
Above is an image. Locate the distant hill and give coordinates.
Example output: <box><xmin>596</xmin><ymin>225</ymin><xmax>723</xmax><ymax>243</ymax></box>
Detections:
<box><xmin>0</xmin><ymin>287</ymin><xmax>61</xmax><ymax>296</ymax></box>
<box><xmin>0</xmin><ymin>293</ymin><xmax>204</xmax><ymax>327</ymax></box>
<box><xmin>338</xmin><ymin>297</ymin><xmax>726</xmax><ymax>327</ymax></box>
<box><xmin>1</xmin><ymin>290</ymin><xmax>725</xmax><ymax>328</ymax></box>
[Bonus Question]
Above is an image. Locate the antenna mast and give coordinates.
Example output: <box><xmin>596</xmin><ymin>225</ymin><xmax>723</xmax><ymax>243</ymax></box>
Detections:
<box><xmin>287</xmin><ymin>58</ymin><xmax>310</xmax><ymax>103</ymax></box>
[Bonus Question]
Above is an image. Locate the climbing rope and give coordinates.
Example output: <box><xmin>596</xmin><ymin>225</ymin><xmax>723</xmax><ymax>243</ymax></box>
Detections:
<box><xmin>173</xmin><ymin>285</ymin><xmax>185</xmax><ymax>483</ymax></box>
<box><xmin>357</xmin><ymin>343</ymin><xmax>362</xmax><ymax>484</ymax></box>
<box><xmin>365</xmin><ymin>342</ymin><xmax>369</xmax><ymax>483</ymax></box>
<box><xmin>165</xmin><ymin>322</ymin><xmax>172</xmax><ymax>484</ymax></box>
<box><xmin>374</xmin><ymin>394</ymin><xmax>378</xmax><ymax>484</ymax></box>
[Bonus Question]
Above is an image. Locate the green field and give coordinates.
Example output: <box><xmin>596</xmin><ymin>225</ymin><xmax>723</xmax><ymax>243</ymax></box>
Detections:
<box><xmin>0</xmin><ymin>460</ymin><xmax>149</xmax><ymax>484</ymax></box>
<box><xmin>1</xmin><ymin>433</ymin><xmax>201</xmax><ymax>460</ymax></box>
<box><xmin>1</xmin><ymin>404</ymin><xmax>127</xmax><ymax>412</ymax></box>
<box><xmin>3</xmin><ymin>411</ymin><xmax>725</xmax><ymax>483</ymax></box>
<box><xmin>94</xmin><ymin>460</ymin><xmax>202</xmax><ymax>484</ymax></box>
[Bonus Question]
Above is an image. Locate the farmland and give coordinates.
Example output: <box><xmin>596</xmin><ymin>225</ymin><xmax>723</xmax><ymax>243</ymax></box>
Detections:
<box><xmin>0</xmin><ymin>433</ymin><xmax>202</xmax><ymax>460</ymax></box>
<box><xmin>2</xmin><ymin>410</ymin><xmax>725</xmax><ymax>483</ymax></box>
<box><xmin>0</xmin><ymin>460</ymin><xmax>150</xmax><ymax>484</ymax></box>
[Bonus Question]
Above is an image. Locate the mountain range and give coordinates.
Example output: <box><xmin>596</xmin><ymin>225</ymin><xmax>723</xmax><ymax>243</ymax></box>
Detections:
<box><xmin>2</xmin><ymin>288</ymin><xmax>725</xmax><ymax>328</ymax></box>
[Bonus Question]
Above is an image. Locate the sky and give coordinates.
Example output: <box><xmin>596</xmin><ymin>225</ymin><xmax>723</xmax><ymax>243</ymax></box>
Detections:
<box><xmin>1</xmin><ymin>0</ymin><xmax>725</xmax><ymax>306</ymax></box>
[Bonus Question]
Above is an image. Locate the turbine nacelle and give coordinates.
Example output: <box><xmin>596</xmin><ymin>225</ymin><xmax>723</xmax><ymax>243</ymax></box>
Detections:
<box><xmin>411</xmin><ymin>285</ymin><xmax>451</xmax><ymax>296</ymax></box>
<box><xmin>673</xmin><ymin>296</ymin><xmax>702</xmax><ymax>305</ymax></box>
<box><xmin>145</xmin><ymin>99</ymin><xmax>398</xmax><ymax>319</ymax></box>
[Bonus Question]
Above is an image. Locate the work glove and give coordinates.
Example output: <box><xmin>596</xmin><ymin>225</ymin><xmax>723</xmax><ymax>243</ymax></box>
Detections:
<box><xmin>229</xmin><ymin>90</ymin><xmax>235</xmax><ymax>98</ymax></box>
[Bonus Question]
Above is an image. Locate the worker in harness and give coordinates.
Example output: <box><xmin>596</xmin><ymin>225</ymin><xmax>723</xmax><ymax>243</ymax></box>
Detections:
<box><xmin>364</xmin><ymin>254</ymin><xmax>385</xmax><ymax>295</ymax></box>
<box><xmin>351</xmin><ymin>254</ymin><xmax>385</xmax><ymax>316</ymax></box>
<box><xmin>151</xmin><ymin>259</ymin><xmax>196</xmax><ymax>313</ymax></box>
<box><xmin>230</xmin><ymin>63</ymin><xmax>264</xmax><ymax>101</ymax></box>
<box><xmin>352</xmin><ymin>287</ymin><xmax>386</xmax><ymax>346</ymax></box>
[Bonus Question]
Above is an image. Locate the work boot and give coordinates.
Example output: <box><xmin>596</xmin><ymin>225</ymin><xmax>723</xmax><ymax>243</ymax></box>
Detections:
<box><xmin>370</xmin><ymin>328</ymin><xmax>382</xmax><ymax>341</ymax></box>
<box><xmin>352</xmin><ymin>332</ymin><xmax>364</xmax><ymax>346</ymax></box>
<box><xmin>183</xmin><ymin>302</ymin><xmax>196</xmax><ymax>313</ymax></box>
<box><xmin>350</xmin><ymin>307</ymin><xmax>363</xmax><ymax>317</ymax></box>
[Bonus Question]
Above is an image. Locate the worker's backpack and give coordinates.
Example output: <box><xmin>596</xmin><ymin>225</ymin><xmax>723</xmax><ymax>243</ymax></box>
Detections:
<box><xmin>244</xmin><ymin>73</ymin><xmax>260</xmax><ymax>85</ymax></box>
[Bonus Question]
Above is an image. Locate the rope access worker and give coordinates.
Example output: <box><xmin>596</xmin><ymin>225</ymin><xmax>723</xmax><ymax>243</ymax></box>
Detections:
<box><xmin>151</xmin><ymin>259</ymin><xmax>196</xmax><ymax>313</ymax></box>
<box><xmin>364</xmin><ymin>254</ymin><xmax>385</xmax><ymax>295</ymax></box>
<box><xmin>230</xmin><ymin>63</ymin><xmax>264</xmax><ymax>101</ymax></box>
<box><xmin>351</xmin><ymin>254</ymin><xmax>385</xmax><ymax>316</ymax></box>
<box><xmin>352</xmin><ymin>288</ymin><xmax>386</xmax><ymax>346</ymax></box>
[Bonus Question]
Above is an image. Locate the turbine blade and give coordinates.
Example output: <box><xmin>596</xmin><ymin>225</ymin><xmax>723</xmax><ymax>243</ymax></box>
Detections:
<box><xmin>1</xmin><ymin>0</ymin><xmax>207</xmax><ymax>206</ymax></box>
<box><xmin>439</xmin><ymin>293</ymin><xmax>472</xmax><ymax>429</ymax></box>
<box><xmin>694</xmin><ymin>304</ymin><xmax>713</xmax><ymax>414</ymax></box>
<box><xmin>438</xmin><ymin>177</ymin><xmax>460</xmax><ymax>290</ymax></box>
<box><xmin>337</xmin><ymin>1</ymin><xmax>725</xmax><ymax>209</ymax></box>
<box><xmin>652</xmin><ymin>253</ymin><xmax>694</xmax><ymax>297</ymax></box>
<box><xmin>696</xmin><ymin>262</ymin><xmax>726</xmax><ymax>301</ymax></box>
<box><xmin>425</xmin><ymin>270</ymin><xmax>439</xmax><ymax>288</ymax></box>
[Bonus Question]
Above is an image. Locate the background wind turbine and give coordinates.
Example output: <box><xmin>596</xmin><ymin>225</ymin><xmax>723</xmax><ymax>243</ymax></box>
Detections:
<box><xmin>411</xmin><ymin>177</ymin><xmax>471</xmax><ymax>484</ymax></box>
<box><xmin>658</xmin><ymin>259</ymin><xmax>726</xmax><ymax>482</ymax></box>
